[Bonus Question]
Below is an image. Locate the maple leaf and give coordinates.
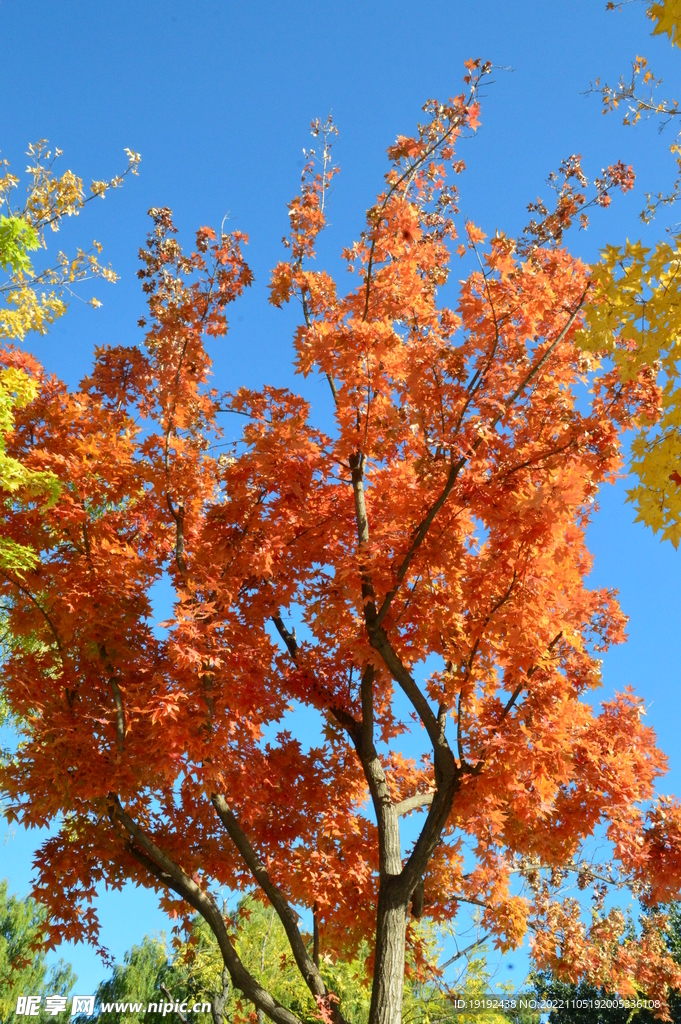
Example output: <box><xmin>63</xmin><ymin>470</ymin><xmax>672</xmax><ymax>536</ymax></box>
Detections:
<box><xmin>465</xmin><ymin>221</ymin><xmax>486</xmax><ymax>245</ymax></box>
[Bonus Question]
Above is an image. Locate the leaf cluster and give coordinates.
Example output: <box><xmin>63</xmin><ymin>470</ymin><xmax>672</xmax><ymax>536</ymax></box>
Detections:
<box><xmin>0</xmin><ymin>141</ymin><xmax>140</xmax><ymax>340</ymax></box>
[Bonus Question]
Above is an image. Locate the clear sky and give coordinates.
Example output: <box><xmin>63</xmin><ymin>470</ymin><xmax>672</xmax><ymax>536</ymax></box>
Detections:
<box><xmin>1</xmin><ymin>0</ymin><xmax>680</xmax><ymax>999</ymax></box>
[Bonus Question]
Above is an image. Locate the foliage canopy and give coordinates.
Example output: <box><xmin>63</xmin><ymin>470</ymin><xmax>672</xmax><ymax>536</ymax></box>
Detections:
<box><xmin>1</xmin><ymin>67</ymin><xmax>680</xmax><ymax>1024</ymax></box>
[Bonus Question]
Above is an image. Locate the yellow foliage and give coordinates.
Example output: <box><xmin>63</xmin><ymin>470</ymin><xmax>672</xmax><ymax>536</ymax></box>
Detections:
<box><xmin>0</xmin><ymin>368</ymin><xmax>58</xmax><ymax>573</ymax></box>
<box><xmin>0</xmin><ymin>286</ymin><xmax>65</xmax><ymax>341</ymax></box>
<box><xmin>579</xmin><ymin>233</ymin><xmax>681</xmax><ymax>545</ymax></box>
<box><xmin>649</xmin><ymin>0</ymin><xmax>681</xmax><ymax>48</ymax></box>
<box><xmin>582</xmin><ymin>1</ymin><xmax>681</xmax><ymax>546</ymax></box>
<box><xmin>0</xmin><ymin>140</ymin><xmax>140</xmax><ymax>572</ymax></box>
<box><xmin>0</xmin><ymin>140</ymin><xmax>140</xmax><ymax>335</ymax></box>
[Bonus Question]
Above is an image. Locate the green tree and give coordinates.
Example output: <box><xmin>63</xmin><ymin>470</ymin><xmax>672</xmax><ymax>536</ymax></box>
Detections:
<box><xmin>94</xmin><ymin>936</ymin><xmax>169</xmax><ymax>1024</ymax></box>
<box><xmin>0</xmin><ymin>879</ymin><xmax>74</xmax><ymax>1024</ymax></box>
<box><xmin>92</xmin><ymin>897</ymin><xmax>526</xmax><ymax>1024</ymax></box>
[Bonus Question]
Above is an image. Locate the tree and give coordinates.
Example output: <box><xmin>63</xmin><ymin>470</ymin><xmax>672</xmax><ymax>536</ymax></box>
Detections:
<box><xmin>580</xmin><ymin>1</ymin><xmax>681</xmax><ymax>544</ymax></box>
<box><xmin>532</xmin><ymin>903</ymin><xmax>681</xmax><ymax>1023</ymax></box>
<box><xmin>1</xmin><ymin>65</ymin><xmax>681</xmax><ymax>1024</ymax></box>
<box><xmin>93</xmin><ymin>936</ymin><xmax>168</xmax><ymax>1024</ymax></box>
<box><xmin>0</xmin><ymin>880</ymin><xmax>74</xmax><ymax>1024</ymax></box>
<box><xmin>0</xmin><ymin>211</ymin><xmax>56</xmax><ymax>578</ymax></box>
<box><xmin>93</xmin><ymin>898</ymin><xmax>521</xmax><ymax>1024</ymax></box>
<box><xmin>0</xmin><ymin>143</ymin><xmax>140</xmax><ymax>574</ymax></box>
<box><xmin>2</xmin><ymin>881</ymin><xmax>507</xmax><ymax>1024</ymax></box>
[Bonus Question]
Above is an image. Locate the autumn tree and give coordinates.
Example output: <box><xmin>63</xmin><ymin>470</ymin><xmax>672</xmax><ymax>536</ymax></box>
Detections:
<box><xmin>0</xmin><ymin>141</ymin><xmax>140</xmax><ymax>576</ymax></box>
<box><xmin>532</xmin><ymin>903</ymin><xmax>681</xmax><ymax>1023</ymax></box>
<box><xmin>580</xmin><ymin>0</ymin><xmax>681</xmax><ymax>544</ymax></box>
<box><xmin>2</xmin><ymin>66</ymin><xmax>681</xmax><ymax>1024</ymax></box>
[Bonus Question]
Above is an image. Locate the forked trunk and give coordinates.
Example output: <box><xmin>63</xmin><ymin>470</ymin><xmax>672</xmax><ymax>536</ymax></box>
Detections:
<box><xmin>369</xmin><ymin>890</ymin><xmax>408</xmax><ymax>1024</ymax></box>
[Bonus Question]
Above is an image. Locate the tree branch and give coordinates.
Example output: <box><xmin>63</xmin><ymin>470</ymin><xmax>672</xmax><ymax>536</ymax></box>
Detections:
<box><xmin>210</xmin><ymin>793</ymin><xmax>342</xmax><ymax>1020</ymax></box>
<box><xmin>395</xmin><ymin>793</ymin><xmax>434</xmax><ymax>817</ymax></box>
<box><xmin>211</xmin><ymin>969</ymin><xmax>231</xmax><ymax>1024</ymax></box>
<box><xmin>300</xmin><ymin>289</ymin><xmax>339</xmax><ymax>409</ymax></box>
<box><xmin>367</xmin><ymin>624</ymin><xmax>456</xmax><ymax>784</ymax></box>
<box><xmin>345</xmin><ymin>452</ymin><xmax>456</xmax><ymax>778</ymax></box>
<box><xmin>449</xmin><ymin>893</ymin><xmax>489</xmax><ymax>909</ymax></box>
<box><xmin>166</xmin><ymin>494</ymin><xmax>187</xmax><ymax>574</ymax></box>
<box><xmin>471</xmin><ymin>629</ymin><xmax>564</xmax><ymax>770</ymax></box>
<box><xmin>360</xmin><ymin>85</ymin><xmax>484</xmax><ymax>323</ymax></box>
<box><xmin>455</xmin><ymin>569</ymin><xmax>520</xmax><ymax>768</ymax></box>
<box><xmin>270</xmin><ymin>615</ymin><xmax>361</xmax><ymax>742</ymax></box>
<box><xmin>109</xmin><ymin>796</ymin><xmax>303</xmax><ymax>1024</ymax></box>
<box><xmin>98</xmin><ymin>643</ymin><xmax>126</xmax><ymax>752</ymax></box>
<box><xmin>0</xmin><ymin>567</ymin><xmax>65</xmax><ymax>668</ymax></box>
<box><xmin>257</xmin><ymin>909</ymin><xmax>276</xmax><ymax>1024</ymax></box>
<box><xmin>373</xmin><ymin>292</ymin><xmax>588</xmax><ymax>630</ymax></box>
<box><xmin>312</xmin><ymin>903</ymin><xmax>320</xmax><ymax>968</ymax></box>
<box><xmin>439</xmin><ymin>933</ymin><xmax>491</xmax><ymax>971</ymax></box>
<box><xmin>272</xmin><ymin>615</ymin><xmax>298</xmax><ymax>658</ymax></box>
<box><xmin>160</xmin><ymin>984</ymin><xmax>188</xmax><ymax>1024</ymax></box>
<box><xmin>373</xmin><ymin>455</ymin><xmax>467</xmax><ymax>630</ymax></box>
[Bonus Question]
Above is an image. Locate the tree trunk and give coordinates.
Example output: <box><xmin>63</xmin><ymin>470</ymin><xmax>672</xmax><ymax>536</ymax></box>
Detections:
<box><xmin>368</xmin><ymin>887</ymin><xmax>408</xmax><ymax>1024</ymax></box>
<box><xmin>313</xmin><ymin>902</ymin><xmax>320</xmax><ymax>967</ymax></box>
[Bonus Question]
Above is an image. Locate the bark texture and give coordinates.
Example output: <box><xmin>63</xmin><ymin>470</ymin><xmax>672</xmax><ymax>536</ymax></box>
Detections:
<box><xmin>369</xmin><ymin>891</ymin><xmax>408</xmax><ymax>1024</ymax></box>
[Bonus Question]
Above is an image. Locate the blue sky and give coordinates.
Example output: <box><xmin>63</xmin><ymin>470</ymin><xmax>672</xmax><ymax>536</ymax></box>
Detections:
<box><xmin>2</xmin><ymin>0</ymin><xmax>681</xmax><ymax>999</ymax></box>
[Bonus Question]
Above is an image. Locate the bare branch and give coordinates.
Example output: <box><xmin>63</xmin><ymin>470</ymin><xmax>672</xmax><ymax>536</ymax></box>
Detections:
<box><xmin>272</xmin><ymin>615</ymin><xmax>298</xmax><ymax>658</ymax></box>
<box><xmin>395</xmin><ymin>793</ymin><xmax>434</xmax><ymax>817</ymax></box>
<box><xmin>449</xmin><ymin>893</ymin><xmax>489</xmax><ymax>909</ymax></box>
<box><xmin>211</xmin><ymin>793</ymin><xmax>340</xmax><ymax>1018</ymax></box>
<box><xmin>439</xmin><ymin>933</ymin><xmax>491</xmax><ymax>971</ymax></box>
